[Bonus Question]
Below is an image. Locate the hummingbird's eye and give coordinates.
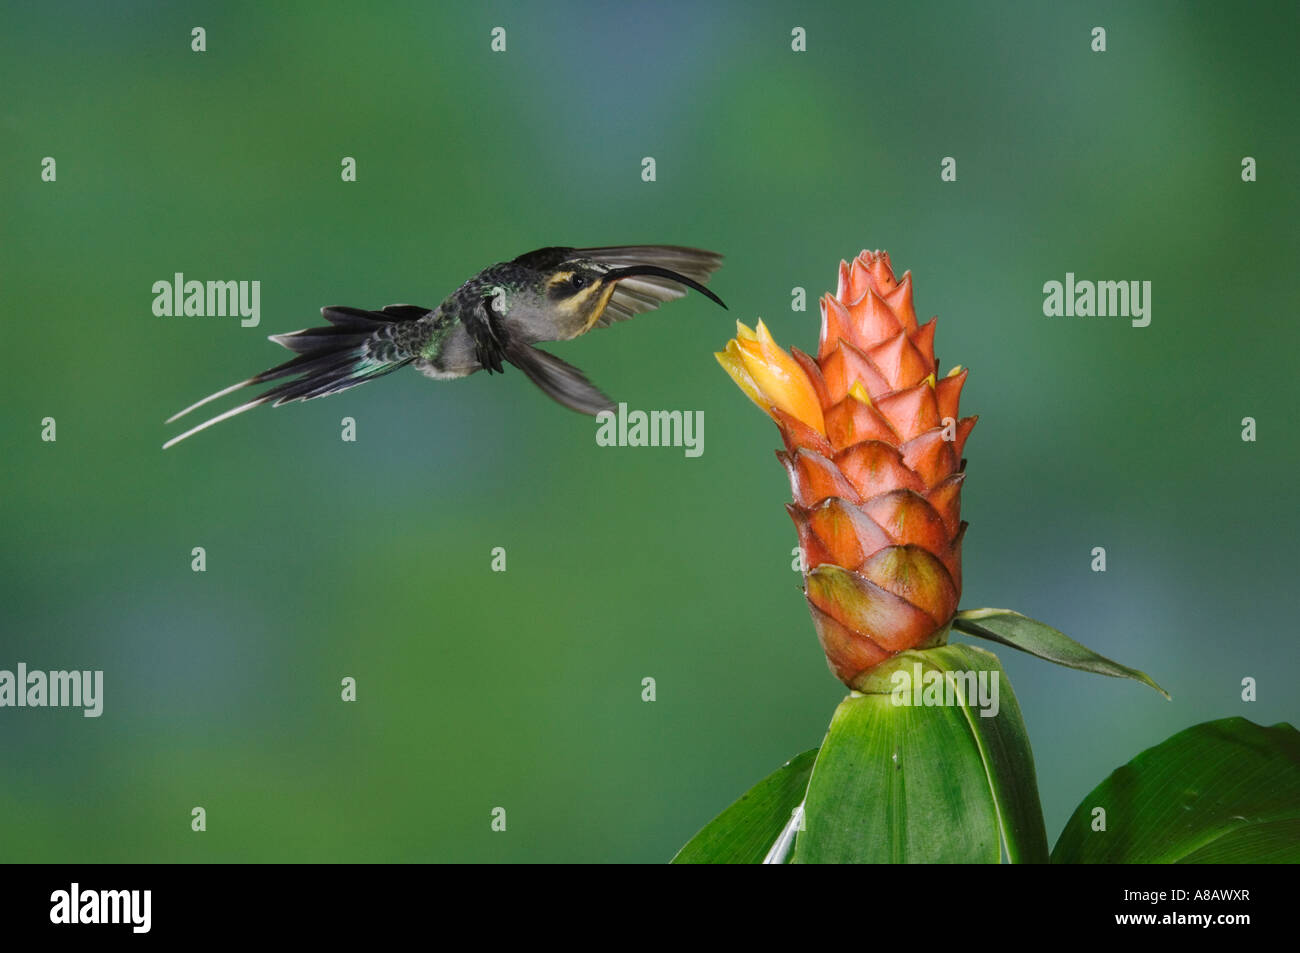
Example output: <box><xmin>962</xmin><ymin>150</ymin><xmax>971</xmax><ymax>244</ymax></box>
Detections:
<box><xmin>570</xmin><ymin>274</ymin><xmax>587</xmax><ymax>291</ymax></box>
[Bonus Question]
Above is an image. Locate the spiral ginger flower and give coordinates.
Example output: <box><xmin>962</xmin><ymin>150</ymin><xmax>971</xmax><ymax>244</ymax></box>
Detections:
<box><xmin>717</xmin><ymin>251</ymin><xmax>975</xmax><ymax>689</ymax></box>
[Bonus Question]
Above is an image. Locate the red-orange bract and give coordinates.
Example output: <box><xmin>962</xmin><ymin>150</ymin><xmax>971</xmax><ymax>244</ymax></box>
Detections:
<box><xmin>717</xmin><ymin>251</ymin><xmax>976</xmax><ymax>689</ymax></box>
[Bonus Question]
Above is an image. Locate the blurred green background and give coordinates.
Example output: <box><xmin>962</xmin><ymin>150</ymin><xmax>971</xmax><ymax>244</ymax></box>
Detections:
<box><xmin>2</xmin><ymin>0</ymin><xmax>1296</xmax><ymax>862</ymax></box>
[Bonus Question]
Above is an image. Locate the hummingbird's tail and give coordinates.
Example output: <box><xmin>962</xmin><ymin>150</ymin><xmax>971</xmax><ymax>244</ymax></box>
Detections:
<box><xmin>163</xmin><ymin>305</ymin><xmax>427</xmax><ymax>449</ymax></box>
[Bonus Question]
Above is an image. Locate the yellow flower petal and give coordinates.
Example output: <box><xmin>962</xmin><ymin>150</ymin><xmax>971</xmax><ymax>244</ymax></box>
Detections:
<box><xmin>734</xmin><ymin>321</ymin><xmax>826</xmax><ymax>435</ymax></box>
<box><xmin>715</xmin><ymin>340</ymin><xmax>769</xmax><ymax>413</ymax></box>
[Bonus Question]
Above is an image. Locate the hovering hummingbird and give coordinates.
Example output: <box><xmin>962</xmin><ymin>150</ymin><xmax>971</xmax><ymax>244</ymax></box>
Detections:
<box><xmin>163</xmin><ymin>245</ymin><xmax>726</xmax><ymax>448</ymax></box>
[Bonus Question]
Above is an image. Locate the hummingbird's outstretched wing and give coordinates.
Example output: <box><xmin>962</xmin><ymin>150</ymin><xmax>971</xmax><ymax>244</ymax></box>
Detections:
<box><xmin>471</xmin><ymin>284</ymin><xmax>613</xmax><ymax>414</ymax></box>
<box><xmin>504</xmin><ymin>341</ymin><xmax>615</xmax><ymax>415</ymax></box>
<box><xmin>163</xmin><ymin>304</ymin><xmax>431</xmax><ymax>449</ymax></box>
<box><xmin>579</xmin><ymin>245</ymin><xmax>725</xmax><ymax>327</ymax></box>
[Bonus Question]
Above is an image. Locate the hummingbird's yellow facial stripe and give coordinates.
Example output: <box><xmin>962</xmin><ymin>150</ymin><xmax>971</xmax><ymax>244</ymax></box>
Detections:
<box><xmin>580</xmin><ymin>281</ymin><xmax>619</xmax><ymax>333</ymax></box>
<box><xmin>546</xmin><ymin>271</ymin><xmax>575</xmax><ymax>289</ymax></box>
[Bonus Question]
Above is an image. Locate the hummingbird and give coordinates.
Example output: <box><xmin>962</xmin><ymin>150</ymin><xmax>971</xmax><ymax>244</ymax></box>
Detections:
<box><xmin>163</xmin><ymin>244</ymin><xmax>726</xmax><ymax>448</ymax></box>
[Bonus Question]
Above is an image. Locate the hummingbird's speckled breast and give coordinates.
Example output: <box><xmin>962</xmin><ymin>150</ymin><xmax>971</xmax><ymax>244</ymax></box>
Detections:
<box><xmin>411</xmin><ymin>309</ymin><xmax>476</xmax><ymax>379</ymax></box>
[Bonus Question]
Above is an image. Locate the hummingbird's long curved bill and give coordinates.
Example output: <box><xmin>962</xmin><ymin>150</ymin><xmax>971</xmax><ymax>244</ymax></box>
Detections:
<box><xmin>603</xmin><ymin>265</ymin><xmax>727</xmax><ymax>310</ymax></box>
<box><xmin>574</xmin><ymin>245</ymin><xmax>724</xmax><ymax>329</ymax></box>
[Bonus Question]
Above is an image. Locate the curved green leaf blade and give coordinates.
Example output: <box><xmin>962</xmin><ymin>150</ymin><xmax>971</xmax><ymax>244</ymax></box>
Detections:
<box><xmin>1177</xmin><ymin>818</ymin><xmax>1300</xmax><ymax>863</ymax></box>
<box><xmin>672</xmin><ymin>749</ymin><xmax>817</xmax><ymax>864</ymax></box>
<box><xmin>794</xmin><ymin>653</ymin><xmax>1003</xmax><ymax>863</ymax></box>
<box><xmin>921</xmin><ymin>644</ymin><xmax>1049</xmax><ymax>863</ymax></box>
<box><xmin>1052</xmin><ymin>717</ymin><xmax>1300</xmax><ymax>863</ymax></box>
<box><xmin>953</xmin><ymin>608</ymin><xmax>1169</xmax><ymax>699</ymax></box>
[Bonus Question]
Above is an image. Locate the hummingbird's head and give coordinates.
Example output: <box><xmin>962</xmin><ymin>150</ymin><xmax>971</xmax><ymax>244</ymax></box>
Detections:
<box><xmin>506</xmin><ymin>245</ymin><xmax>726</xmax><ymax>340</ymax></box>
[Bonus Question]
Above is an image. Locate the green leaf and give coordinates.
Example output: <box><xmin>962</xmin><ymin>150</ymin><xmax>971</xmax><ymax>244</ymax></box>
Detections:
<box><xmin>671</xmin><ymin>749</ymin><xmax>817</xmax><ymax>864</ymax></box>
<box><xmin>1052</xmin><ymin>717</ymin><xmax>1300</xmax><ymax>863</ymax></box>
<box><xmin>794</xmin><ymin>645</ymin><xmax>1045</xmax><ymax>863</ymax></box>
<box><xmin>952</xmin><ymin>608</ymin><xmax>1169</xmax><ymax>699</ymax></box>
<box><xmin>921</xmin><ymin>644</ymin><xmax>1049</xmax><ymax>863</ymax></box>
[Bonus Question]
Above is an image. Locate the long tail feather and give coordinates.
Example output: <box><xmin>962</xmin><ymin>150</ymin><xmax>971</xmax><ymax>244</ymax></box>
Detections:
<box><xmin>164</xmin><ymin>305</ymin><xmax>427</xmax><ymax>448</ymax></box>
<box><xmin>163</xmin><ymin>397</ymin><xmax>274</xmax><ymax>450</ymax></box>
<box><xmin>166</xmin><ymin>346</ymin><xmax>361</xmax><ymax>424</ymax></box>
<box><xmin>165</xmin><ymin>378</ymin><xmax>252</xmax><ymax>424</ymax></box>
